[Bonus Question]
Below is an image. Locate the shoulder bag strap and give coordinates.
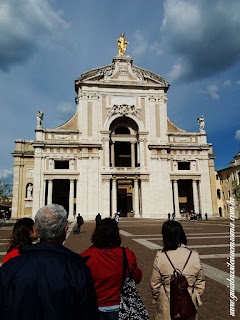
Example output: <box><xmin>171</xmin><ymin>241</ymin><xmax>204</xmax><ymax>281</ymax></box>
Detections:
<box><xmin>165</xmin><ymin>250</ymin><xmax>192</xmax><ymax>273</ymax></box>
<box><xmin>121</xmin><ymin>247</ymin><xmax>129</xmax><ymax>289</ymax></box>
<box><xmin>164</xmin><ymin>252</ymin><xmax>176</xmax><ymax>271</ymax></box>
<box><xmin>182</xmin><ymin>251</ymin><xmax>192</xmax><ymax>272</ymax></box>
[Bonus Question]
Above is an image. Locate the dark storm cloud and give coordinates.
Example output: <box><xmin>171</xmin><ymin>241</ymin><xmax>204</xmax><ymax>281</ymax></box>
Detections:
<box><xmin>0</xmin><ymin>0</ymin><xmax>67</xmax><ymax>72</ymax></box>
<box><xmin>161</xmin><ymin>0</ymin><xmax>240</xmax><ymax>82</ymax></box>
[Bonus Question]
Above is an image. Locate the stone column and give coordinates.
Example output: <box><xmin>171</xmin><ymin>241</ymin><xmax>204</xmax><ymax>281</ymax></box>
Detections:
<box><xmin>198</xmin><ymin>180</ymin><xmax>203</xmax><ymax>214</ymax></box>
<box><xmin>11</xmin><ymin>164</ymin><xmax>21</xmax><ymax>219</ymax></box>
<box><xmin>131</xmin><ymin>142</ymin><xmax>135</xmax><ymax>168</ymax></box>
<box><xmin>32</xmin><ymin>148</ymin><xmax>43</xmax><ymax>217</ymax></box>
<box><xmin>76</xmin><ymin>179</ymin><xmax>80</xmax><ymax>214</ymax></box>
<box><xmin>43</xmin><ymin>180</ymin><xmax>46</xmax><ymax>207</ymax></box>
<box><xmin>47</xmin><ymin>180</ymin><xmax>53</xmax><ymax>205</ymax></box>
<box><xmin>69</xmin><ymin>179</ymin><xmax>75</xmax><ymax>221</ymax></box>
<box><xmin>159</xmin><ymin>95</ymin><xmax>168</xmax><ymax>143</ymax></box>
<box><xmin>134</xmin><ymin>178</ymin><xmax>140</xmax><ymax>218</ymax></box>
<box><xmin>105</xmin><ymin>139</ymin><xmax>110</xmax><ymax>168</ymax></box>
<box><xmin>102</xmin><ymin>178</ymin><xmax>110</xmax><ymax>217</ymax></box>
<box><xmin>139</xmin><ymin>139</ymin><xmax>145</xmax><ymax>167</ymax></box>
<box><xmin>192</xmin><ymin>180</ymin><xmax>199</xmax><ymax>214</ymax></box>
<box><xmin>137</xmin><ymin>142</ymin><xmax>140</xmax><ymax>166</ymax></box>
<box><xmin>111</xmin><ymin>142</ymin><xmax>115</xmax><ymax>167</ymax></box>
<box><xmin>173</xmin><ymin>180</ymin><xmax>180</xmax><ymax>217</ymax></box>
<box><xmin>112</xmin><ymin>178</ymin><xmax>117</xmax><ymax>215</ymax></box>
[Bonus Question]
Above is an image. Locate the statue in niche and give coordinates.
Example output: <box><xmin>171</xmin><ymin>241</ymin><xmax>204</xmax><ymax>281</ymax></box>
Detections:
<box><xmin>36</xmin><ymin>110</ymin><xmax>44</xmax><ymax>128</ymax></box>
<box><xmin>198</xmin><ymin>115</ymin><xmax>205</xmax><ymax>131</ymax></box>
<box><xmin>27</xmin><ymin>184</ymin><xmax>33</xmax><ymax>198</ymax></box>
<box><xmin>117</xmin><ymin>33</ymin><xmax>129</xmax><ymax>56</ymax></box>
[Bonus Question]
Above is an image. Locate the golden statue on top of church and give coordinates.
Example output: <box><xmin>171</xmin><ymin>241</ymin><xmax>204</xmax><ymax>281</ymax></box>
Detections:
<box><xmin>117</xmin><ymin>33</ymin><xmax>129</xmax><ymax>55</ymax></box>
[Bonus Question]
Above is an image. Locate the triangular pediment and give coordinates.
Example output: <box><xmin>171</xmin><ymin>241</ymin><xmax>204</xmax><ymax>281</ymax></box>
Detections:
<box><xmin>75</xmin><ymin>56</ymin><xmax>170</xmax><ymax>89</ymax></box>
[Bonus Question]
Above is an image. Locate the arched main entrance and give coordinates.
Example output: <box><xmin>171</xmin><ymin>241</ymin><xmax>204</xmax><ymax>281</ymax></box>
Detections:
<box><xmin>108</xmin><ymin>117</ymin><xmax>141</xmax><ymax>217</ymax></box>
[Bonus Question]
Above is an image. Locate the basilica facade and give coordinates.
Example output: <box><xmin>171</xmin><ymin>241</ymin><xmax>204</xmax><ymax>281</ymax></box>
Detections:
<box><xmin>11</xmin><ymin>54</ymin><xmax>217</xmax><ymax>221</ymax></box>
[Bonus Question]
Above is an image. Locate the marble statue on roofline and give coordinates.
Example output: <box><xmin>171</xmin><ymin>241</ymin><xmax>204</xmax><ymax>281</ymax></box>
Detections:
<box><xmin>198</xmin><ymin>115</ymin><xmax>205</xmax><ymax>131</ymax></box>
<box><xmin>36</xmin><ymin>110</ymin><xmax>44</xmax><ymax>128</ymax></box>
<box><xmin>117</xmin><ymin>33</ymin><xmax>129</xmax><ymax>56</ymax></box>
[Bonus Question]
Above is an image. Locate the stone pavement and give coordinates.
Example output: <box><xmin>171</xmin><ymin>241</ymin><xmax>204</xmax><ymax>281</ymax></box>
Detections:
<box><xmin>0</xmin><ymin>218</ymin><xmax>240</xmax><ymax>320</ymax></box>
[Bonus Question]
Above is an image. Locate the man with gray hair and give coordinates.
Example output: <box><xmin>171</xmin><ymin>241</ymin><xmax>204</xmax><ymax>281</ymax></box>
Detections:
<box><xmin>0</xmin><ymin>204</ymin><xmax>99</xmax><ymax>320</ymax></box>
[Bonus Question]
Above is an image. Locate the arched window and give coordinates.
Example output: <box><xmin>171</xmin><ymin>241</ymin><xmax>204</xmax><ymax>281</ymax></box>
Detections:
<box><xmin>217</xmin><ymin>189</ymin><xmax>221</xmax><ymax>199</ymax></box>
<box><xmin>109</xmin><ymin>117</ymin><xmax>139</xmax><ymax>168</ymax></box>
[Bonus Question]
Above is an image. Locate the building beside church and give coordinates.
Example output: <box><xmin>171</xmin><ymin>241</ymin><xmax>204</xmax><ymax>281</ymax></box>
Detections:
<box><xmin>217</xmin><ymin>152</ymin><xmax>240</xmax><ymax>218</ymax></box>
<box><xmin>11</xmin><ymin>40</ymin><xmax>218</xmax><ymax>221</ymax></box>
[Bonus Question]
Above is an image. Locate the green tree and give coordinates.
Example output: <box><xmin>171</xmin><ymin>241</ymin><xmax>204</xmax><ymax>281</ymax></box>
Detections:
<box><xmin>232</xmin><ymin>180</ymin><xmax>240</xmax><ymax>203</ymax></box>
<box><xmin>0</xmin><ymin>179</ymin><xmax>12</xmax><ymax>205</ymax></box>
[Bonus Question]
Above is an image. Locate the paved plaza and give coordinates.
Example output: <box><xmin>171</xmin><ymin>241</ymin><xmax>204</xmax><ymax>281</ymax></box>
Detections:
<box><xmin>0</xmin><ymin>218</ymin><xmax>240</xmax><ymax>320</ymax></box>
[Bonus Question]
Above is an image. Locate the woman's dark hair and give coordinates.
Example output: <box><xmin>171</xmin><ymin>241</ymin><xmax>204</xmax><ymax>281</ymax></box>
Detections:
<box><xmin>8</xmin><ymin>218</ymin><xmax>34</xmax><ymax>253</ymax></box>
<box><xmin>162</xmin><ymin>220</ymin><xmax>187</xmax><ymax>252</ymax></box>
<box><xmin>91</xmin><ymin>218</ymin><xmax>121</xmax><ymax>249</ymax></box>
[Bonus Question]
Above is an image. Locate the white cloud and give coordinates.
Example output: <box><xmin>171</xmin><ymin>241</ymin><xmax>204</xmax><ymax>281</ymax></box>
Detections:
<box><xmin>236</xmin><ymin>80</ymin><xmax>240</xmax><ymax>86</ymax></box>
<box><xmin>0</xmin><ymin>168</ymin><xmax>14</xmax><ymax>180</ymax></box>
<box><xmin>56</xmin><ymin>102</ymin><xmax>75</xmax><ymax>121</ymax></box>
<box><xmin>168</xmin><ymin>60</ymin><xmax>187</xmax><ymax>82</ymax></box>
<box><xmin>0</xmin><ymin>168</ymin><xmax>14</xmax><ymax>187</ymax></box>
<box><xmin>131</xmin><ymin>31</ymin><xmax>147</xmax><ymax>57</ymax></box>
<box><xmin>161</xmin><ymin>0</ymin><xmax>240</xmax><ymax>82</ymax></box>
<box><xmin>150</xmin><ymin>42</ymin><xmax>163</xmax><ymax>56</ymax></box>
<box><xmin>206</xmin><ymin>84</ymin><xmax>219</xmax><ymax>100</ymax></box>
<box><xmin>235</xmin><ymin>130</ymin><xmax>240</xmax><ymax>141</ymax></box>
<box><xmin>0</xmin><ymin>0</ymin><xmax>68</xmax><ymax>71</ymax></box>
<box><xmin>223</xmin><ymin>80</ymin><xmax>232</xmax><ymax>88</ymax></box>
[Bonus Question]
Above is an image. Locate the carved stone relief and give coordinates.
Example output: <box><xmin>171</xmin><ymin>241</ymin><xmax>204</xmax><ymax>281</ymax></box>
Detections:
<box><xmin>148</xmin><ymin>93</ymin><xmax>167</xmax><ymax>102</ymax></box>
<box><xmin>55</xmin><ymin>134</ymin><xmax>71</xmax><ymax>141</ymax></box>
<box><xmin>26</xmin><ymin>169</ymin><xmax>33</xmax><ymax>178</ymax></box>
<box><xmin>175</xmin><ymin>137</ymin><xmax>190</xmax><ymax>142</ymax></box>
<box><xmin>107</xmin><ymin>104</ymin><xmax>140</xmax><ymax>119</ymax></box>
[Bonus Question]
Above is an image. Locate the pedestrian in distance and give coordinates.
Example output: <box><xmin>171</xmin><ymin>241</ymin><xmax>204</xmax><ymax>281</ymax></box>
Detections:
<box><xmin>0</xmin><ymin>204</ymin><xmax>99</xmax><ymax>320</ymax></box>
<box><xmin>168</xmin><ymin>213</ymin><xmax>171</xmax><ymax>221</ymax></box>
<box><xmin>2</xmin><ymin>217</ymin><xmax>38</xmax><ymax>265</ymax></box>
<box><xmin>172</xmin><ymin>213</ymin><xmax>175</xmax><ymax>221</ymax></box>
<box><xmin>95</xmin><ymin>213</ymin><xmax>102</xmax><ymax>226</ymax></box>
<box><xmin>81</xmin><ymin>218</ymin><xmax>143</xmax><ymax>320</ymax></box>
<box><xmin>75</xmin><ymin>213</ymin><xmax>84</xmax><ymax>233</ymax></box>
<box><xmin>150</xmin><ymin>220</ymin><xmax>205</xmax><ymax>320</ymax></box>
<box><xmin>205</xmin><ymin>213</ymin><xmax>208</xmax><ymax>220</ymax></box>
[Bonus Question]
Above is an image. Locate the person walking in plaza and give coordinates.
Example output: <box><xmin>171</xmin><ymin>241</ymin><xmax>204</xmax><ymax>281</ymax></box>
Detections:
<box><xmin>81</xmin><ymin>218</ymin><xmax>143</xmax><ymax>320</ymax></box>
<box><xmin>0</xmin><ymin>204</ymin><xmax>99</xmax><ymax>320</ymax></box>
<box><xmin>2</xmin><ymin>217</ymin><xmax>38</xmax><ymax>265</ymax></box>
<box><xmin>77</xmin><ymin>213</ymin><xmax>84</xmax><ymax>232</ymax></box>
<box><xmin>150</xmin><ymin>220</ymin><xmax>205</xmax><ymax>320</ymax></box>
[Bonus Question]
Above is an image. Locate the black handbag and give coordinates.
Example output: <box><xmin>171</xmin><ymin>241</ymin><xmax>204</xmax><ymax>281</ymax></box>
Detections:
<box><xmin>118</xmin><ymin>247</ymin><xmax>149</xmax><ymax>320</ymax></box>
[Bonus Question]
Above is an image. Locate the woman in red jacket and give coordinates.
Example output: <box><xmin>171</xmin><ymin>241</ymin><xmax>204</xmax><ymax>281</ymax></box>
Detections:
<box><xmin>81</xmin><ymin>218</ymin><xmax>142</xmax><ymax>320</ymax></box>
<box><xmin>2</xmin><ymin>217</ymin><xmax>38</xmax><ymax>265</ymax></box>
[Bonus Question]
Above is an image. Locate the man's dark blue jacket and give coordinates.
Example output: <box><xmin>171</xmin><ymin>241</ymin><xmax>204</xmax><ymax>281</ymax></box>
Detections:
<box><xmin>0</xmin><ymin>241</ymin><xmax>99</xmax><ymax>320</ymax></box>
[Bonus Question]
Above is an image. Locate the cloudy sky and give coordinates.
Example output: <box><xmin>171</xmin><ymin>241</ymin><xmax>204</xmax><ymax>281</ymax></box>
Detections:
<box><xmin>0</xmin><ymin>0</ymin><xmax>240</xmax><ymax>186</ymax></box>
